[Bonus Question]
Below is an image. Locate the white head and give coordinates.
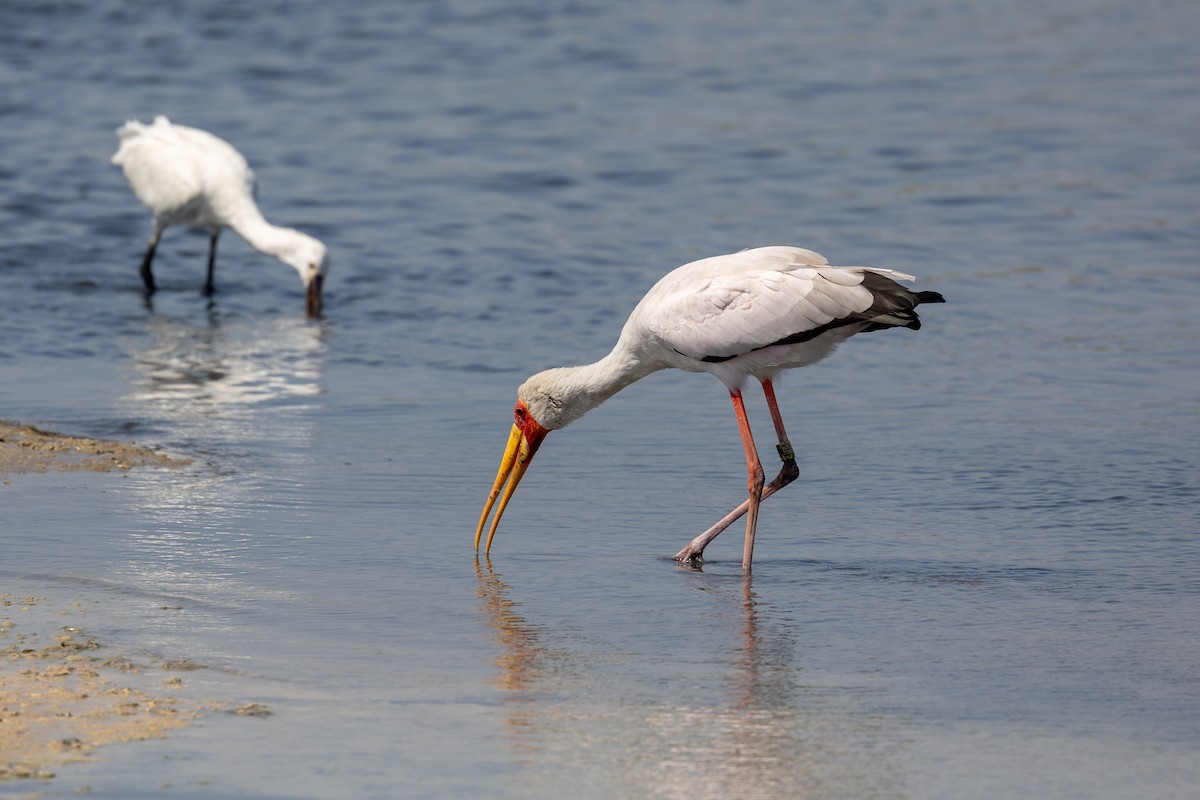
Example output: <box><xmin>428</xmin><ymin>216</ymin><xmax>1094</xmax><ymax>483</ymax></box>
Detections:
<box><xmin>516</xmin><ymin>368</ymin><xmax>600</xmax><ymax>432</ymax></box>
<box><xmin>475</xmin><ymin>365</ymin><xmax>620</xmax><ymax>554</ymax></box>
<box><xmin>276</xmin><ymin>230</ymin><xmax>328</xmax><ymax>316</ymax></box>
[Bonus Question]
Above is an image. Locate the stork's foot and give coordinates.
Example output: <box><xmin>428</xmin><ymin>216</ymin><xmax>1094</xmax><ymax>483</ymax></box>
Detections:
<box><xmin>673</xmin><ymin>510</ymin><xmax>739</xmax><ymax>563</ymax></box>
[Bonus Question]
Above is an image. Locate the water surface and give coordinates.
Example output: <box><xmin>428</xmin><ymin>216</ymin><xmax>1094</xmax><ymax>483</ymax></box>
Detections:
<box><xmin>2</xmin><ymin>1</ymin><xmax>1198</xmax><ymax>798</ymax></box>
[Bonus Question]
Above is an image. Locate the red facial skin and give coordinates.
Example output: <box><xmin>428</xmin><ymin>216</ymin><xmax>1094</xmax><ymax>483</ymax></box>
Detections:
<box><xmin>513</xmin><ymin>399</ymin><xmax>549</xmax><ymax>454</ymax></box>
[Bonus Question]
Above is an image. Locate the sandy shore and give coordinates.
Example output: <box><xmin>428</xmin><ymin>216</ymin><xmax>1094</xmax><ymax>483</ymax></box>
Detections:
<box><xmin>1</xmin><ymin>595</ymin><xmax>197</xmax><ymax>783</ymax></box>
<box><xmin>1</xmin><ymin>593</ymin><xmax>274</xmax><ymax>785</ymax></box>
<box><xmin>0</xmin><ymin>420</ymin><xmax>190</xmax><ymax>475</ymax></box>
<box><xmin>0</xmin><ymin>429</ymin><xmax>247</xmax><ymax>786</ymax></box>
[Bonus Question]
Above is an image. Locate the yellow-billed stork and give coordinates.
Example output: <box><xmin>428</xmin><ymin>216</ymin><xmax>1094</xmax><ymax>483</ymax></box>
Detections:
<box><xmin>475</xmin><ymin>245</ymin><xmax>944</xmax><ymax>570</ymax></box>
<box><xmin>112</xmin><ymin>116</ymin><xmax>327</xmax><ymax>316</ymax></box>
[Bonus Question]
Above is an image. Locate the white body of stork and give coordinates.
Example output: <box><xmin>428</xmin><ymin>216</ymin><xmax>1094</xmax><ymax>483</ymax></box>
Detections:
<box><xmin>475</xmin><ymin>245</ymin><xmax>945</xmax><ymax>570</ymax></box>
<box><xmin>112</xmin><ymin>116</ymin><xmax>328</xmax><ymax>315</ymax></box>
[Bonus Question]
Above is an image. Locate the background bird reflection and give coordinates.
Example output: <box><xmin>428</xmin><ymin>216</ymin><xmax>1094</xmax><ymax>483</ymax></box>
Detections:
<box><xmin>112</xmin><ymin>308</ymin><xmax>328</xmax><ymax>600</ymax></box>
<box><xmin>128</xmin><ymin>308</ymin><xmax>324</xmax><ymax>419</ymax></box>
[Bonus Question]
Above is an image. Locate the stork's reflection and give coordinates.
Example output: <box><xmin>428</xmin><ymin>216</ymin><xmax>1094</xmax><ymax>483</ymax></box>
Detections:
<box><xmin>474</xmin><ymin>557</ymin><xmax>557</xmax><ymax>758</ymax></box>
<box><xmin>474</xmin><ymin>561</ymin><xmax>905</xmax><ymax>799</ymax></box>
<box><xmin>475</xmin><ymin>557</ymin><xmax>542</xmax><ymax>694</ymax></box>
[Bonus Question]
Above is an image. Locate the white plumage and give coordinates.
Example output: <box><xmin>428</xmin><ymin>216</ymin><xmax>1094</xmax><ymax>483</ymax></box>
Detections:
<box><xmin>475</xmin><ymin>245</ymin><xmax>945</xmax><ymax>569</ymax></box>
<box><xmin>112</xmin><ymin>116</ymin><xmax>328</xmax><ymax>315</ymax></box>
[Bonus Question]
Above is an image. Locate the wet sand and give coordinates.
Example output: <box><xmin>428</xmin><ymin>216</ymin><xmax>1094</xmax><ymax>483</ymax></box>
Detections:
<box><xmin>0</xmin><ymin>420</ymin><xmax>190</xmax><ymax>475</ymax></box>
<box><xmin>1</xmin><ymin>595</ymin><xmax>201</xmax><ymax>783</ymax></box>
<box><xmin>1</xmin><ymin>593</ymin><xmax>275</xmax><ymax>786</ymax></box>
<box><xmin>2</xmin><ymin>428</ymin><xmax>223</xmax><ymax>787</ymax></box>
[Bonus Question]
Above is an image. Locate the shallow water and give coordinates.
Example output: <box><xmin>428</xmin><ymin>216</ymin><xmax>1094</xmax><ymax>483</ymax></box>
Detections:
<box><xmin>2</xmin><ymin>0</ymin><xmax>1199</xmax><ymax>797</ymax></box>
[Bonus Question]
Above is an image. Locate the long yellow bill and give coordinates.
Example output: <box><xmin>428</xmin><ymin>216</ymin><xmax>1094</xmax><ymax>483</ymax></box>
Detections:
<box><xmin>474</xmin><ymin>423</ymin><xmax>538</xmax><ymax>554</ymax></box>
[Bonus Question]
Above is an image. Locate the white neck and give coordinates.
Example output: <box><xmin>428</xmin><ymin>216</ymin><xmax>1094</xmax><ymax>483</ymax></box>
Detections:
<box><xmin>521</xmin><ymin>340</ymin><xmax>663</xmax><ymax>430</ymax></box>
<box><xmin>228</xmin><ymin>207</ymin><xmax>301</xmax><ymax>261</ymax></box>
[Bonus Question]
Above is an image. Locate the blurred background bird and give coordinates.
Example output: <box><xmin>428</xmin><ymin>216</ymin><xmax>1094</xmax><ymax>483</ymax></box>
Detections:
<box><xmin>112</xmin><ymin>116</ymin><xmax>328</xmax><ymax>315</ymax></box>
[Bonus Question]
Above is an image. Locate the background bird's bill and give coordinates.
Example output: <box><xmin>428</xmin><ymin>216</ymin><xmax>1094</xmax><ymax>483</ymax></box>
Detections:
<box><xmin>306</xmin><ymin>274</ymin><xmax>324</xmax><ymax>316</ymax></box>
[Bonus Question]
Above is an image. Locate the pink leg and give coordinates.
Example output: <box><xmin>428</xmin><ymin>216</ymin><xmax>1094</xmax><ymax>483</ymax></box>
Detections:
<box><xmin>674</xmin><ymin>379</ymin><xmax>799</xmax><ymax>566</ymax></box>
<box><xmin>732</xmin><ymin>390</ymin><xmax>765</xmax><ymax>570</ymax></box>
<box><xmin>674</xmin><ymin>389</ymin><xmax>764</xmax><ymax>570</ymax></box>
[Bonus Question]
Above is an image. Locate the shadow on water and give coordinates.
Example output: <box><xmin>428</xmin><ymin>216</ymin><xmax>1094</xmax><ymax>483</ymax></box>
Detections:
<box><xmin>474</xmin><ymin>558</ymin><xmax>906</xmax><ymax>799</ymax></box>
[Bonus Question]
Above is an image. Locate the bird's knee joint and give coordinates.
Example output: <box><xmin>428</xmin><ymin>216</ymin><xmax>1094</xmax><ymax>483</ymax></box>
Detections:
<box><xmin>748</xmin><ymin>467</ymin><xmax>765</xmax><ymax>495</ymax></box>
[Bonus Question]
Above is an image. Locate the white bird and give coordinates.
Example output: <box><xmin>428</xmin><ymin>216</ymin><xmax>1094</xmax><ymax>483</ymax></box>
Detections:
<box><xmin>112</xmin><ymin>116</ymin><xmax>328</xmax><ymax>316</ymax></box>
<box><xmin>475</xmin><ymin>245</ymin><xmax>944</xmax><ymax>570</ymax></box>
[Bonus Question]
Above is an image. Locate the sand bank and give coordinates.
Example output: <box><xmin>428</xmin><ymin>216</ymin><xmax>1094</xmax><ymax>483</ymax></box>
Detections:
<box><xmin>0</xmin><ymin>421</ymin><xmax>189</xmax><ymax>475</ymax></box>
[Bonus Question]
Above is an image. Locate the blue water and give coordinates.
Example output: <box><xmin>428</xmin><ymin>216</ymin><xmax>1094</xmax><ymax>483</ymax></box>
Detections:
<box><xmin>2</xmin><ymin>0</ymin><xmax>1199</xmax><ymax>798</ymax></box>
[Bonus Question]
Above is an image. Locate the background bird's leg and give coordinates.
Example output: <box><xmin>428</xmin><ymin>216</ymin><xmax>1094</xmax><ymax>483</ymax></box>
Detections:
<box><xmin>673</xmin><ymin>390</ymin><xmax>765</xmax><ymax>569</ymax></box>
<box><xmin>139</xmin><ymin>227</ymin><xmax>162</xmax><ymax>294</ymax></box>
<box><xmin>673</xmin><ymin>381</ymin><xmax>798</xmax><ymax>566</ymax></box>
<box><xmin>203</xmin><ymin>230</ymin><xmax>220</xmax><ymax>296</ymax></box>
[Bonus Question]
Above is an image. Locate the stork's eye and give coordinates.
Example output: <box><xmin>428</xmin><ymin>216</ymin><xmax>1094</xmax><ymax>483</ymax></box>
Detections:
<box><xmin>514</xmin><ymin>406</ymin><xmax>527</xmax><ymax>423</ymax></box>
